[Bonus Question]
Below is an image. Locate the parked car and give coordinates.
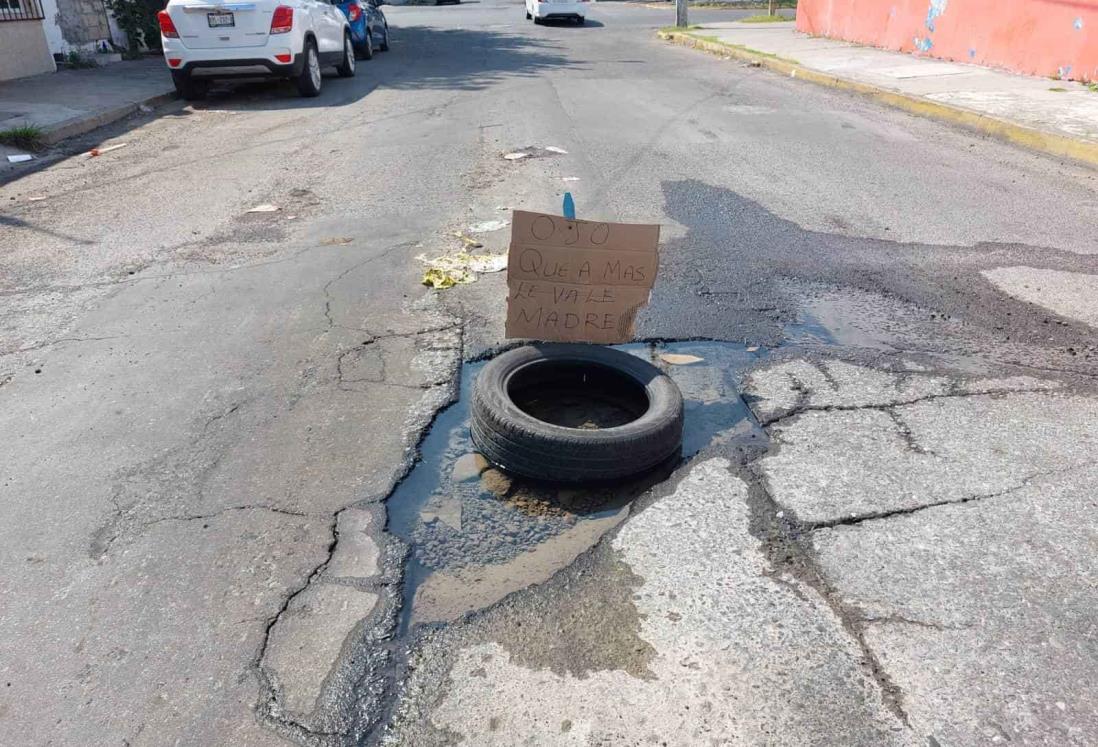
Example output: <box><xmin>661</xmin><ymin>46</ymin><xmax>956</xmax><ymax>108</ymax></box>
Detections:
<box><xmin>157</xmin><ymin>0</ymin><xmax>356</xmax><ymax>100</ymax></box>
<box><xmin>336</xmin><ymin>0</ymin><xmax>389</xmax><ymax>59</ymax></box>
<box><xmin>526</xmin><ymin>0</ymin><xmax>588</xmax><ymax>25</ymax></box>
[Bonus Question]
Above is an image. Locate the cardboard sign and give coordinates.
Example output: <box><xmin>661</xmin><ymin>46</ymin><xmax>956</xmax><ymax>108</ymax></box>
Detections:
<box><xmin>505</xmin><ymin>210</ymin><xmax>660</xmax><ymax>343</ymax></box>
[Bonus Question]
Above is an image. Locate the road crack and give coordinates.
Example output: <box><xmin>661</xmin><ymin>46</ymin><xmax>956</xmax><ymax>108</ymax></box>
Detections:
<box><xmin>855</xmin><ymin>612</ymin><xmax>967</xmax><ymax>631</ymax></box>
<box><xmin>757</xmin><ymin>385</ymin><xmax>1060</xmax><ymax>427</ymax></box>
<box><xmin>737</xmin><ymin>460</ymin><xmax>913</xmax><ymax>728</ymax></box>
<box><xmin>802</xmin><ymin>462</ymin><xmax>1095</xmax><ymax>530</ymax></box>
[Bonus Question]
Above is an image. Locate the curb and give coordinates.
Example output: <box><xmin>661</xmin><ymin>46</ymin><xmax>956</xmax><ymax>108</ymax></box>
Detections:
<box><xmin>41</xmin><ymin>89</ymin><xmax>179</xmax><ymax>146</ymax></box>
<box><xmin>659</xmin><ymin>31</ymin><xmax>1098</xmax><ymax>169</ymax></box>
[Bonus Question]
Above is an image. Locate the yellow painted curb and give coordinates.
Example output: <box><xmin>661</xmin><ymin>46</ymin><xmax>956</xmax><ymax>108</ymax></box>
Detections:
<box><xmin>659</xmin><ymin>31</ymin><xmax>1098</xmax><ymax>169</ymax></box>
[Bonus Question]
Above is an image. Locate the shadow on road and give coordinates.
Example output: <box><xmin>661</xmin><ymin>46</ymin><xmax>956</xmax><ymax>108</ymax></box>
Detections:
<box><xmin>183</xmin><ymin>23</ymin><xmax>576</xmax><ymax>108</ymax></box>
<box><xmin>0</xmin><ymin>24</ymin><xmax>573</xmax><ymax>189</ymax></box>
<box><xmin>642</xmin><ymin>178</ymin><xmax>1098</xmax><ymax>377</ymax></box>
<box><xmin>378</xmin><ymin>23</ymin><xmax>577</xmax><ymax>90</ymax></box>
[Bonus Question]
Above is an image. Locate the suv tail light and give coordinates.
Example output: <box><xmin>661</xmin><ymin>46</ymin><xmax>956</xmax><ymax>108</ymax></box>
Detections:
<box><xmin>158</xmin><ymin>10</ymin><xmax>179</xmax><ymax>38</ymax></box>
<box><xmin>270</xmin><ymin>5</ymin><xmax>293</xmax><ymax>34</ymax></box>
<box><xmin>347</xmin><ymin>3</ymin><xmax>361</xmax><ymax>21</ymax></box>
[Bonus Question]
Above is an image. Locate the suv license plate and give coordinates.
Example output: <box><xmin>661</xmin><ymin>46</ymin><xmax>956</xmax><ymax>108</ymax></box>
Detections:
<box><xmin>207</xmin><ymin>11</ymin><xmax>234</xmax><ymax>27</ymax></box>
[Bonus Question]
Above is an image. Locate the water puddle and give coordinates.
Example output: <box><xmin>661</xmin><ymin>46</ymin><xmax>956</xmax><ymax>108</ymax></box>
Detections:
<box><xmin>387</xmin><ymin>341</ymin><xmax>765</xmax><ymax>631</ymax></box>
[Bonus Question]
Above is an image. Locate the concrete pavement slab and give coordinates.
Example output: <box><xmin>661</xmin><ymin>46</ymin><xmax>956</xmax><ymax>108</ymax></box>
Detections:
<box><xmin>744</xmin><ymin>358</ymin><xmax>1057</xmax><ymax>424</ymax></box>
<box><xmin>324</xmin><ymin>508</ymin><xmax>381</xmax><ymax>580</ymax></box>
<box><xmin>388</xmin><ymin>460</ymin><xmax>909</xmax><ymax>745</ymax></box>
<box><xmin>749</xmin><ymin>361</ymin><xmax>1094</xmax><ymax>524</ymax></box>
<box><xmin>263</xmin><ymin>582</ymin><xmax>380</xmax><ymax>719</ymax></box>
<box><xmin>813</xmin><ymin>463</ymin><xmax>1098</xmax><ymax>745</ymax></box>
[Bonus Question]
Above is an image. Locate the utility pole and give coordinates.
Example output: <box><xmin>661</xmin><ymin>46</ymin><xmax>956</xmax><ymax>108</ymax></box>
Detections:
<box><xmin>768</xmin><ymin>0</ymin><xmax>776</xmax><ymax>16</ymax></box>
<box><xmin>676</xmin><ymin>0</ymin><xmax>688</xmax><ymax>28</ymax></box>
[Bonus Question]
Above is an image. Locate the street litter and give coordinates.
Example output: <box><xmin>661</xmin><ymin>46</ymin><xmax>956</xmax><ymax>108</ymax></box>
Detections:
<box><xmin>6</xmin><ymin>154</ymin><xmax>33</xmax><ymax>163</ymax></box>
<box><xmin>502</xmin><ymin>146</ymin><xmax>568</xmax><ymax>161</ymax></box>
<box><xmin>660</xmin><ymin>353</ymin><xmax>704</xmax><ymax>365</ymax></box>
<box><xmin>321</xmin><ymin>236</ymin><xmax>354</xmax><ymax>246</ymax></box>
<box><xmin>454</xmin><ymin>231</ymin><xmax>483</xmax><ymax>249</ymax></box>
<box><xmin>467</xmin><ymin>219</ymin><xmax>509</xmax><ymax>233</ymax></box>
<box><xmin>746</xmin><ymin>346</ymin><xmax>760</xmax><ymax>352</ymax></box>
<box><xmin>138</xmin><ymin>104</ymin><xmax>153</xmax><ymax>113</ymax></box>
<box><xmin>26</xmin><ymin>195</ymin><xmax>48</xmax><ymax>201</ymax></box>
<box><xmin>562</xmin><ymin>177</ymin><xmax>580</xmax><ymax>182</ymax></box>
<box><xmin>88</xmin><ymin>143</ymin><xmax>127</xmax><ymax>157</ymax></box>
<box><xmin>246</xmin><ymin>204</ymin><xmax>280</xmax><ymax>213</ymax></box>
<box><xmin>422</xmin><ymin>267</ymin><xmax>472</xmax><ymax>289</ymax></box>
<box><xmin>468</xmin><ymin>254</ymin><xmax>507</xmax><ymax>273</ymax></box>
<box><xmin>419</xmin><ymin>251</ymin><xmax>508</xmax><ymax>289</ymax></box>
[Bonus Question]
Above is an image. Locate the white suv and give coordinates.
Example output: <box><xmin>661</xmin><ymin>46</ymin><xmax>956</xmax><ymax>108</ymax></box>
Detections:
<box><xmin>158</xmin><ymin>0</ymin><xmax>355</xmax><ymax>99</ymax></box>
<box><xmin>526</xmin><ymin>0</ymin><xmax>589</xmax><ymax>25</ymax></box>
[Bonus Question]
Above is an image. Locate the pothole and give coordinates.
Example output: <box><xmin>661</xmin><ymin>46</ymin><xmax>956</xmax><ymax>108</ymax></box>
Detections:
<box><xmin>386</xmin><ymin>341</ymin><xmax>767</xmax><ymax>630</ymax></box>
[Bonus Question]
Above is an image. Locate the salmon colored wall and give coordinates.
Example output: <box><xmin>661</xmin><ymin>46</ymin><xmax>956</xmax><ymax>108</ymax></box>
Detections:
<box><xmin>796</xmin><ymin>0</ymin><xmax>1098</xmax><ymax>81</ymax></box>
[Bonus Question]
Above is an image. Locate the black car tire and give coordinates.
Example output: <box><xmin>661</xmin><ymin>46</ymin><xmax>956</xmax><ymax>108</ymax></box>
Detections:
<box><xmin>296</xmin><ymin>39</ymin><xmax>323</xmax><ymax>97</ymax></box>
<box><xmin>526</xmin><ymin>9</ymin><xmax>531</xmax><ymax>18</ymax></box>
<box><xmin>471</xmin><ymin>344</ymin><xmax>684</xmax><ymax>483</ymax></box>
<box><xmin>357</xmin><ymin>28</ymin><xmax>373</xmax><ymax>60</ymax></box>
<box><xmin>577</xmin><ymin>15</ymin><xmax>585</xmax><ymax>24</ymax></box>
<box><xmin>533</xmin><ymin>15</ymin><xmax>542</xmax><ymax>23</ymax></box>
<box><xmin>171</xmin><ymin>70</ymin><xmax>208</xmax><ymax>101</ymax></box>
<box><xmin>336</xmin><ymin>32</ymin><xmax>356</xmax><ymax>77</ymax></box>
<box><xmin>379</xmin><ymin>23</ymin><xmax>390</xmax><ymax>51</ymax></box>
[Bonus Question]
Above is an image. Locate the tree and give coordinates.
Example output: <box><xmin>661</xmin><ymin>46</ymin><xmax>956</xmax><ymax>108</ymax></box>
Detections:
<box><xmin>104</xmin><ymin>0</ymin><xmax>161</xmax><ymax>56</ymax></box>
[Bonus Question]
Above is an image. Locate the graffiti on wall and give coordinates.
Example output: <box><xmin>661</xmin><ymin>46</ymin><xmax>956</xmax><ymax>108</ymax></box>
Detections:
<box><xmin>797</xmin><ymin>0</ymin><xmax>1098</xmax><ymax>82</ymax></box>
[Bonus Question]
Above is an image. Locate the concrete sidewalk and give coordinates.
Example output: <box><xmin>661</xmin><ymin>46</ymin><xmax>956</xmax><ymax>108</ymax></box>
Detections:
<box><xmin>663</xmin><ymin>22</ymin><xmax>1098</xmax><ymax>166</ymax></box>
<box><xmin>0</xmin><ymin>57</ymin><xmax>174</xmax><ymax>147</ymax></box>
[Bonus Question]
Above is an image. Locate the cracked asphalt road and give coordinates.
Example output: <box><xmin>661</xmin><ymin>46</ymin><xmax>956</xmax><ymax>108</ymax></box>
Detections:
<box><xmin>2</xmin><ymin>1</ymin><xmax>1097</xmax><ymax>745</ymax></box>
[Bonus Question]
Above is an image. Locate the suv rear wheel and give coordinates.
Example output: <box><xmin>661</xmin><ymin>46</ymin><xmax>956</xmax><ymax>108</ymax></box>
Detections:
<box><xmin>296</xmin><ymin>39</ymin><xmax>323</xmax><ymax>97</ymax></box>
<box><xmin>171</xmin><ymin>70</ymin><xmax>208</xmax><ymax>101</ymax></box>
<box><xmin>356</xmin><ymin>27</ymin><xmax>374</xmax><ymax>60</ymax></box>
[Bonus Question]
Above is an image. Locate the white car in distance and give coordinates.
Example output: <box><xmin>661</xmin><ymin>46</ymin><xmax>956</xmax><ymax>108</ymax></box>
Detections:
<box><xmin>158</xmin><ymin>0</ymin><xmax>355</xmax><ymax>99</ymax></box>
<box><xmin>525</xmin><ymin>0</ymin><xmax>589</xmax><ymax>25</ymax></box>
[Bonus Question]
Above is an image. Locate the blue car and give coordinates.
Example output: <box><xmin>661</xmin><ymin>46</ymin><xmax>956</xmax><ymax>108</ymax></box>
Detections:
<box><xmin>338</xmin><ymin>0</ymin><xmax>390</xmax><ymax>59</ymax></box>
